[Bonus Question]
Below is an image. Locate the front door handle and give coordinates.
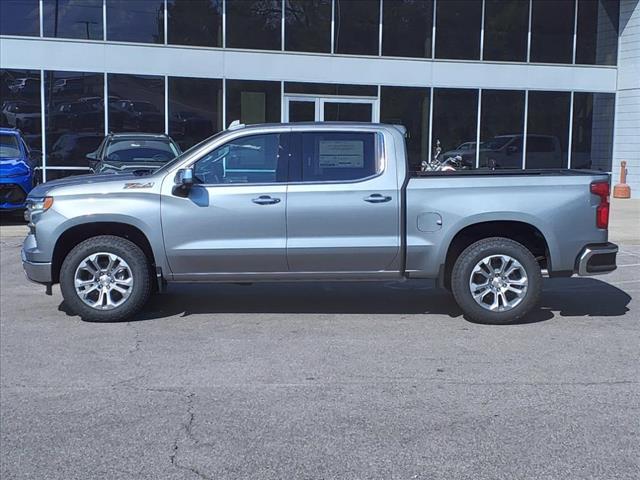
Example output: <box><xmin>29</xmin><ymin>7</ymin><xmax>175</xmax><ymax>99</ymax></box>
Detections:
<box><xmin>364</xmin><ymin>194</ymin><xmax>392</xmax><ymax>204</ymax></box>
<box><xmin>252</xmin><ymin>195</ymin><xmax>281</xmax><ymax>205</ymax></box>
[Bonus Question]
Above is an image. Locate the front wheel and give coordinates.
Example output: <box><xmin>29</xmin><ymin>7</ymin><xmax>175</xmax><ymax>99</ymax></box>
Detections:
<box><xmin>60</xmin><ymin>235</ymin><xmax>151</xmax><ymax>322</ymax></box>
<box><xmin>451</xmin><ymin>237</ymin><xmax>542</xmax><ymax>325</ymax></box>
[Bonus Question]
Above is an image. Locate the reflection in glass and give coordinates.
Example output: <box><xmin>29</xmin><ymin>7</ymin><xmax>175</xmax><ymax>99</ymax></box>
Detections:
<box><xmin>106</xmin><ymin>0</ymin><xmax>164</xmax><ymax>44</ymax></box>
<box><xmin>167</xmin><ymin>0</ymin><xmax>222</xmax><ymax>47</ymax></box>
<box><xmin>382</xmin><ymin>0</ymin><xmax>433</xmax><ymax>58</ymax></box>
<box><xmin>483</xmin><ymin>0</ymin><xmax>528</xmax><ymax>62</ymax></box>
<box><xmin>571</xmin><ymin>92</ymin><xmax>615</xmax><ymax>170</ymax></box>
<box><xmin>0</xmin><ymin>69</ymin><xmax>42</xmax><ymax>151</ymax></box>
<box><xmin>380</xmin><ymin>86</ymin><xmax>430</xmax><ymax>171</ymax></box>
<box><xmin>435</xmin><ymin>0</ymin><xmax>482</xmax><ymax>60</ymax></box>
<box><xmin>0</xmin><ymin>0</ymin><xmax>39</xmax><ymax>36</ymax></box>
<box><xmin>479</xmin><ymin>90</ymin><xmax>525</xmax><ymax>169</ymax></box>
<box><xmin>108</xmin><ymin>74</ymin><xmax>165</xmax><ymax>134</ymax></box>
<box><xmin>284</xmin><ymin>82</ymin><xmax>378</xmax><ymax>97</ymax></box>
<box><xmin>576</xmin><ymin>0</ymin><xmax>619</xmax><ymax>65</ymax></box>
<box><xmin>169</xmin><ymin>77</ymin><xmax>222</xmax><ymax>150</ymax></box>
<box><xmin>285</xmin><ymin>0</ymin><xmax>331</xmax><ymax>53</ymax></box>
<box><xmin>530</xmin><ymin>0</ymin><xmax>575</xmax><ymax>64</ymax></box>
<box><xmin>288</xmin><ymin>101</ymin><xmax>316</xmax><ymax>122</ymax></box>
<box><xmin>226</xmin><ymin>0</ymin><xmax>282</xmax><ymax>50</ymax></box>
<box><xmin>526</xmin><ymin>91</ymin><xmax>570</xmax><ymax>169</ymax></box>
<box><xmin>432</xmin><ymin>88</ymin><xmax>478</xmax><ymax>169</ymax></box>
<box><xmin>43</xmin><ymin>0</ymin><xmax>103</xmax><ymax>40</ymax></box>
<box><xmin>226</xmin><ymin>80</ymin><xmax>281</xmax><ymax>126</ymax></box>
<box><xmin>324</xmin><ymin>102</ymin><xmax>373</xmax><ymax>121</ymax></box>
<box><xmin>334</xmin><ymin>0</ymin><xmax>380</xmax><ymax>55</ymax></box>
<box><xmin>45</xmin><ymin>71</ymin><xmax>104</xmax><ymax>170</ymax></box>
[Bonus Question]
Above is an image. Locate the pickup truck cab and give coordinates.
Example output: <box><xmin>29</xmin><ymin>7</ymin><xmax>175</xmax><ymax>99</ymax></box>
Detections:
<box><xmin>22</xmin><ymin>122</ymin><xmax>618</xmax><ymax>324</ymax></box>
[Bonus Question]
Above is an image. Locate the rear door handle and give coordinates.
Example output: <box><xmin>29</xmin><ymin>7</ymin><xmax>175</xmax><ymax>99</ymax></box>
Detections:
<box><xmin>252</xmin><ymin>195</ymin><xmax>281</xmax><ymax>205</ymax></box>
<box><xmin>364</xmin><ymin>194</ymin><xmax>392</xmax><ymax>204</ymax></box>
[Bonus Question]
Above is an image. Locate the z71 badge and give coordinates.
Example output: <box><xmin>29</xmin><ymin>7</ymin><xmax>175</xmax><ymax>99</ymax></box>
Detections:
<box><xmin>123</xmin><ymin>182</ymin><xmax>154</xmax><ymax>189</ymax></box>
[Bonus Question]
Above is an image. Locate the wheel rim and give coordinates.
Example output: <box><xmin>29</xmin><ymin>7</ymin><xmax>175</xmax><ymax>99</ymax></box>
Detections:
<box><xmin>469</xmin><ymin>254</ymin><xmax>528</xmax><ymax>312</ymax></box>
<box><xmin>74</xmin><ymin>252</ymin><xmax>134</xmax><ymax>310</ymax></box>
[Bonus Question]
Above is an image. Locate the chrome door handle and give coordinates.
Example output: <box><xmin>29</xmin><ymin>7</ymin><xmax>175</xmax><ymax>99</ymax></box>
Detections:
<box><xmin>364</xmin><ymin>194</ymin><xmax>392</xmax><ymax>204</ymax></box>
<box><xmin>252</xmin><ymin>195</ymin><xmax>281</xmax><ymax>205</ymax></box>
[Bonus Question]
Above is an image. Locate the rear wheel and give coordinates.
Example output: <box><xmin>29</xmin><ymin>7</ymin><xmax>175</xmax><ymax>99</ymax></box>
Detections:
<box><xmin>451</xmin><ymin>237</ymin><xmax>542</xmax><ymax>324</ymax></box>
<box><xmin>60</xmin><ymin>235</ymin><xmax>151</xmax><ymax>322</ymax></box>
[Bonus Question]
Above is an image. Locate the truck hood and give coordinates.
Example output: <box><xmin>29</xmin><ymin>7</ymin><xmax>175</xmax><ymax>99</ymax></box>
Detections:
<box><xmin>0</xmin><ymin>157</ymin><xmax>30</xmax><ymax>177</ymax></box>
<box><xmin>29</xmin><ymin>172</ymin><xmax>147</xmax><ymax>198</ymax></box>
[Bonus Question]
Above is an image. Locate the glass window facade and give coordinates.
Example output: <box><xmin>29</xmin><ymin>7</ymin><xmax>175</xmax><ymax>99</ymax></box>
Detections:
<box><xmin>571</xmin><ymin>92</ymin><xmax>615</xmax><ymax>170</ymax></box>
<box><xmin>43</xmin><ymin>0</ymin><xmax>103</xmax><ymax>40</ymax></box>
<box><xmin>106</xmin><ymin>0</ymin><xmax>164</xmax><ymax>44</ymax></box>
<box><xmin>44</xmin><ymin>71</ymin><xmax>104</xmax><ymax>173</ymax></box>
<box><xmin>526</xmin><ymin>91</ymin><xmax>571</xmax><ymax>169</ymax></box>
<box><xmin>435</xmin><ymin>0</ymin><xmax>482</xmax><ymax>60</ymax></box>
<box><xmin>334</xmin><ymin>0</ymin><xmax>380</xmax><ymax>55</ymax></box>
<box><xmin>107</xmin><ymin>74</ymin><xmax>165</xmax><ymax>134</ymax></box>
<box><xmin>483</xmin><ymin>0</ymin><xmax>529</xmax><ymax>62</ymax></box>
<box><xmin>285</xmin><ymin>0</ymin><xmax>332</xmax><ymax>53</ymax></box>
<box><xmin>226</xmin><ymin>0</ymin><xmax>282</xmax><ymax>50</ymax></box>
<box><xmin>0</xmin><ymin>69</ymin><xmax>42</xmax><ymax>151</ymax></box>
<box><xmin>380</xmin><ymin>86</ymin><xmax>430</xmax><ymax>170</ymax></box>
<box><xmin>530</xmin><ymin>0</ymin><xmax>575</xmax><ymax>64</ymax></box>
<box><xmin>0</xmin><ymin>0</ymin><xmax>39</xmax><ymax>37</ymax></box>
<box><xmin>284</xmin><ymin>82</ymin><xmax>378</xmax><ymax>97</ymax></box>
<box><xmin>168</xmin><ymin>77</ymin><xmax>222</xmax><ymax>150</ymax></box>
<box><xmin>480</xmin><ymin>90</ymin><xmax>526</xmax><ymax>169</ymax></box>
<box><xmin>432</xmin><ymin>88</ymin><xmax>479</xmax><ymax>170</ymax></box>
<box><xmin>382</xmin><ymin>0</ymin><xmax>433</xmax><ymax>58</ymax></box>
<box><xmin>167</xmin><ymin>0</ymin><xmax>222</xmax><ymax>48</ymax></box>
<box><xmin>226</xmin><ymin>80</ymin><xmax>281</xmax><ymax>126</ymax></box>
<box><xmin>576</xmin><ymin>0</ymin><xmax>619</xmax><ymax>66</ymax></box>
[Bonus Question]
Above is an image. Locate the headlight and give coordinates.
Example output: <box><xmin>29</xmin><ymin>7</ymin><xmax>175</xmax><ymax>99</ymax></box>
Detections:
<box><xmin>25</xmin><ymin>196</ymin><xmax>54</xmax><ymax>224</ymax></box>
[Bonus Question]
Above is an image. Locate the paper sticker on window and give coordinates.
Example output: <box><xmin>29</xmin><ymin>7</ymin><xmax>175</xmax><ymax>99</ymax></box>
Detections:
<box><xmin>319</xmin><ymin>140</ymin><xmax>364</xmax><ymax>168</ymax></box>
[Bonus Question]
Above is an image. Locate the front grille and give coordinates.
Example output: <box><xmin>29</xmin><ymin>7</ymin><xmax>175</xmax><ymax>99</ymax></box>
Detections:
<box><xmin>0</xmin><ymin>184</ymin><xmax>27</xmax><ymax>205</ymax></box>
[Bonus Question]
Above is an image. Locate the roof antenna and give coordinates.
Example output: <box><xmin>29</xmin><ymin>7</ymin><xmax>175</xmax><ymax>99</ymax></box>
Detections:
<box><xmin>228</xmin><ymin>120</ymin><xmax>245</xmax><ymax>131</ymax></box>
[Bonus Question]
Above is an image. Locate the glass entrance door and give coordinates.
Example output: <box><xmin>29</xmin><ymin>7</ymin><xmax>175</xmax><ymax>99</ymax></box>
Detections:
<box><xmin>284</xmin><ymin>96</ymin><xmax>377</xmax><ymax>123</ymax></box>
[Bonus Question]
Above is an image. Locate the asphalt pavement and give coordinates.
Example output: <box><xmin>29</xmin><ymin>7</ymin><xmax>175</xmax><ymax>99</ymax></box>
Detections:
<box><xmin>0</xmin><ymin>223</ymin><xmax>638</xmax><ymax>479</ymax></box>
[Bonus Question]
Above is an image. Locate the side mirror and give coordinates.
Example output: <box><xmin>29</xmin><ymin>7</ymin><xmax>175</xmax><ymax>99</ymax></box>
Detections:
<box><xmin>173</xmin><ymin>168</ymin><xmax>194</xmax><ymax>197</ymax></box>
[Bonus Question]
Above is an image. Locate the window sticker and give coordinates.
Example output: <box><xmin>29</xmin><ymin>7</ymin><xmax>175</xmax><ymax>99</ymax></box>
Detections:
<box><xmin>318</xmin><ymin>140</ymin><xmax>364</xmax><ymax>168</ymax></box>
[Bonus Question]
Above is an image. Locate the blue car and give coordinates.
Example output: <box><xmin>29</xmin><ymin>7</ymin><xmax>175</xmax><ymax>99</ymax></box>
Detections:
<box><xmin>0</xmin><ymin>128</ymin><xmax>38</xmax><ymax>212</ymax></box>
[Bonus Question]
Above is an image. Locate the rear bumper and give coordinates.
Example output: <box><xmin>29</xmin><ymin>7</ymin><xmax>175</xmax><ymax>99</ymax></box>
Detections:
<box><xmin>576</xmin><ymin>242</ymin><xmax>618</xmax><ymax>276</ymax></box>
<box><xmin>21</xmin><ymin>248</ymin><xmax>52</xmax><ymax>284</ymax></box>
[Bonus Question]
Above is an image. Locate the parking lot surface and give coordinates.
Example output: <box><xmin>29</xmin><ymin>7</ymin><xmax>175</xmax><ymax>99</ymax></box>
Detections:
<box><xmin>1</xmin><ymin>226</ymin><xmax>639</xmax><ymax>480</ymax></box>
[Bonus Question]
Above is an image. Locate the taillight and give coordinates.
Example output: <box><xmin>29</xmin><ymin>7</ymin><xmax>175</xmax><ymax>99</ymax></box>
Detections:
<box><xmin>590</xmin><ymin>181</ymin><xmax>610</xmax><ymax>229</ymax></box>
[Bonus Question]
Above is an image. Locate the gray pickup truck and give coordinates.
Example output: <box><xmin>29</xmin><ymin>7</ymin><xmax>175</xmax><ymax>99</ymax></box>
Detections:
<box><xmin>22</xmin><ymin>122</ymin><xmax>618</xmax><ymax>324</ymax></box>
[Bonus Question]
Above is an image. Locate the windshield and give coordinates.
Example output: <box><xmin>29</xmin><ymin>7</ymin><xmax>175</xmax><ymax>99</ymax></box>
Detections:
<box><xmin>105</xmin><ymin>139</ymin><xmax>179</xmax><ymax>163</ymax></box>
<box><xmin>0</xmin><ymin>134</ymin><xmax>21</xmax><ymax>158</ymax></box>
<box><xmin>483</xmin><ymin>137</ymin><xmax>513</xmax><ymax>150</ymax></box>
<box><xmin>153</xmin><ymin>130</ymin><xmax>228</xmax><ymax>174</ymax></box>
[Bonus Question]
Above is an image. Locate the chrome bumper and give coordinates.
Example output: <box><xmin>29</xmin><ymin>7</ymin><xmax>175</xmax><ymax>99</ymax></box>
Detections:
<box><xmin>21</xmin><ymin>248</ymin><xmax>52</xmax><ymax>284</ymax></box>
<box><xmin>576</xmin><ymin>243</ymin><xmax>618</xmax><ymax>276</ymax></box>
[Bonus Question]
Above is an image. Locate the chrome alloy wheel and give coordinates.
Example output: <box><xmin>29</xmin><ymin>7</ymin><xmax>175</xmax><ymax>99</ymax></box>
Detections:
<box><xmin>74</xmin><ymin>253</ymin><xmax>134</xmax><ymax>310</ymax></box>
<box><xmin>469</xmin><ymin>254</ymin><xmax>528</xmax><ymax>312</ymax></box>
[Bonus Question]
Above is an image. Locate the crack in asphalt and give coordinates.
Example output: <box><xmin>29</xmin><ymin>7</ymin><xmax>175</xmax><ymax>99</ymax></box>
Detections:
<box><xmin>127</xmin><ymin>322</ymin><xmax>142</xmax><ymax>355</ymax></box>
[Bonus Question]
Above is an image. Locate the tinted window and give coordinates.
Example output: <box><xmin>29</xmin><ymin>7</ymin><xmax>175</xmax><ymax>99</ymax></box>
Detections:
<box><xmin>0</xmin><ymin>69</ymin><xmax>42</xmax><ymax>151</ymax></box>
<box><xmin>105</xmin><ymin>139</ymin><xmax>178</xmax><ymax>162</ymax></box>
<box><xmin>479</xmin><ymin>90</ymin><xmax>525</xmax><ymax>169</ymax></box>
<box><xmin>45</xmin><ymin>71</ymin><xmax>104</xmax><ymax>169</ymax></box>
<box><xmin>169</xmin><ymin>77</ymin><xmax>222</xmax><ymax>150</ymax></box>
<box><xmin>526</xmin><ymin>91</ymin><xmax>570</xmax><ymax>169</ymax></box>
<box><xmin>334</xmin><ymin>0</ymin><xmax>380</xmax><ymax>55</ymax></box>
<box><xmin>530</xmin><ymin>0</ymin><xmax>575</xmax><ymax>63</ymax></box>
<box><xmin>226</xmin><ymin>80</ymin><xmax>281</xmax><ymax>126</ymax></box>
<box><xmin>106</xmin><ymin>0</ymin><xmax>164</xmax><ymax>43</ymax></box>
<box><xmin>380</xmin><ymin>86</ymin><xmax>430</xmax><ymax>171</ymax></box>
<box><xmin>298</xmin><ymin>132</ymin><xmax>378</xmax><ymax>182</ymax></box>
<box><xmin>432</xmin><ymin>88</ymin><xmax>478</xmax><ymax>170</ymax></box>
<box><xmin>0</xmin><ymin>0</ymin><xmax>39</xmax><ymax>36</ymax></box>
<box><xmin>284</xmin><ymin>82</ymin><xmax>378</xmax><ymax>97</ymax></box>
<box><xmin>167</xmin><ymin>0</ymin><xmax>222</xmax><ymax>47</ymax></box>
<box><xmin>108</xmin><ymin>74</ymin><xmax>165</xmax><ymax>134</ymax></box>
<box><xmin>571</xmin><ymin>92</ymin><xmax>615</xmax><ymax>170</ymax></box>
<box><xmin>226</xmin><ymin>0</ymin><xmax>281</xmax><ymax>50</ymax></box>
<box><xmin>382</xmin><ymin>0</ymin><xmax>433</xmax><ymax>58</ymax></box>
<box><xmin>576</xmin><ymin>0</ymin><xmax>619</xmax><ymax>65</ymax></box>
<box><xmin>193</xmin><ymin>133</ymin><xmax>285</xmax><ymax>184</ymax></box>
<box><xmin>324</xmin><ymin>102</ymin><xmax>373</xmax><ymax>122</ymax></box>
<box><xmin>285</xmin><ymin>0</ymin><xmax>331</xmax><ymax>53</ymax></box>
<box><xmin>435</xmin><ymin>0</ymin><xmax>482</xmax><ymax>60</ymax></box>
<box><xmin>483</xmin><ymin>0</ymin><xmax>528</xmax><ymax>62</ymax></box>
<box><xmin>43</xmin><ymin>0</ymin><xmax>103</xmax><ymax>40</ymax></box>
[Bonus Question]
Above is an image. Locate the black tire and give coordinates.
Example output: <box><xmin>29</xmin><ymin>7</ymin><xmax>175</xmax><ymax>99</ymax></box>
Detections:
<box><xmin>451</xmin><ymin>237</ymin><xmax>542</xmax><ymax>325</ymax></box>
<box><xmin>60</xmin><ymin>235</ymin><xmax>151</xmax><ymax>322</ymax></box>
